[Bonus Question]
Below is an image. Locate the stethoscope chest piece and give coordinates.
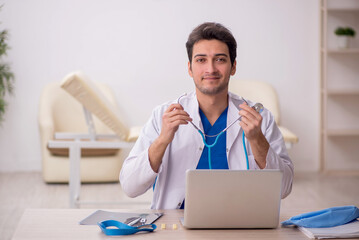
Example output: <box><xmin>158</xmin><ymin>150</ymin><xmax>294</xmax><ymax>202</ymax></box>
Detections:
<box><xmin>252</xmin><ymin>103</ymin><xmax>264</xmax><ymax>113</ymax></box>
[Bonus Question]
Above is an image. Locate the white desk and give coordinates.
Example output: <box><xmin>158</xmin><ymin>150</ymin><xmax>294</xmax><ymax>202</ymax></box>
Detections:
<box><xmin>12</xmin><ymin>209</ymin><xmax>308</xmax><ymax>240</ymax></box>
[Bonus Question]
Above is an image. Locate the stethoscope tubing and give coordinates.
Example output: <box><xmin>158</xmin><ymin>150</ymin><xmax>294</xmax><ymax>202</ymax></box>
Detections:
<box><xmin>177</xmin><ymin>93</ymin><xmax>254</xmax><ymax>170</ymax></box>
<box><xmin>177</xmin><ymin>93</ymin><xmax>249</xmax><ymax>138</ymax></box>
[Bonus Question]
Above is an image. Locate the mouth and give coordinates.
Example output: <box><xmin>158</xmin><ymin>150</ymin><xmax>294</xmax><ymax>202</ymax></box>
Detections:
<box><xmin>202</xmin><ymin>75</ymin><xmax>221</xmax><ymax>81</ymax></box>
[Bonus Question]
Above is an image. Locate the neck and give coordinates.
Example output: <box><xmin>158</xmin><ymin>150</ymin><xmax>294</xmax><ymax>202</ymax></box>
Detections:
<box><xmin>196</xmin><ymin>89</ymin><xmax>228</xmax><ymax>125</ymax></box>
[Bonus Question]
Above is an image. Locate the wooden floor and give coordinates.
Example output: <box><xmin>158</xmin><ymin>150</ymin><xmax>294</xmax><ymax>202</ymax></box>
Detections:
<box><xmin>1</xmin><ymin>172</ymin><xmax>359</xmax><ymax>240</ymax></box>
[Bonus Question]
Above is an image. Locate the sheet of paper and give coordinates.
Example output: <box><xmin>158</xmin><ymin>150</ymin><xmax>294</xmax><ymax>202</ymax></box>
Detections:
<box><xmin>79</xmin><ymin>210</ymin><xmax>163</xmax><ymax>226</ymax></box>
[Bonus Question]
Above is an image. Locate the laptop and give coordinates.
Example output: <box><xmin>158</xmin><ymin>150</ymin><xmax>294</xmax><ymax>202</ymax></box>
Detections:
<box><xmin>182</xmin><ymin>169</ymin><xmax>283</xmax><ymax>229</ymax></box>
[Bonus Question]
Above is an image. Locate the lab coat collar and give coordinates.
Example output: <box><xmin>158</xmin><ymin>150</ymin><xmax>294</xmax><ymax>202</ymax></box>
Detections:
<box><xmin>180</xmin><ymin>92</ymin><xmax>204</xmax><ymax>170</ymax></box>
<box><xmin>183</xmin><ymin>92</ymin><xmax>203</xmax><ymax>132</ymax></box>
<box><xmin>226</xmin><ymin>92</ymin><xmax>244</xmax><ymax>156</ymax></box>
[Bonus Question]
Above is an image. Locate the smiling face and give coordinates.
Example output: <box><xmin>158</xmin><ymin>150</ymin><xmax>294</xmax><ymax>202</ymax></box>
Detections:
<box><xmin>188</xmin><ymin>39</ymin><xmax>236</xmax><ymax>96</ymax></box>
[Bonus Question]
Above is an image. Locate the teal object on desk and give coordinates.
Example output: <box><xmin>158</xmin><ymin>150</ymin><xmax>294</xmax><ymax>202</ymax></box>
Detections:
<box><xmin>281</xmin><ymin>206</ymin><xmax>359</xmax><ymax>228</ymax></box>
<box><xmin>98</xmin><ymin>220</ymin><xmax>157</xmax><ymax>235</ymax></box>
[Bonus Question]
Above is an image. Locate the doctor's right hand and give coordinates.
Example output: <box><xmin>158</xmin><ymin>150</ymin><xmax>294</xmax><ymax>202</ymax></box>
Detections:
<box><xmin>149</xmin><ymin>104</ymin><xmax>192</xmax><ymax>173</ymax></box>
<box><xmin>158</xmin><ymin>103</ymin><xmax>192</xmax><ymax>145</ymax></box>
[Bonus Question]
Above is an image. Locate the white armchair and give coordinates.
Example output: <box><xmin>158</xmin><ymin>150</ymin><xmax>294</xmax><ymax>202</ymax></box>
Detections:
<box><xmin>39</xmin><ymin>71</ymin><xmax>141</xmax><ymax>207</ymax></box>
<box><xmin>39</xmin><ymin>81</ymin><xmax>129</xmax><ymax>183</ymax></box>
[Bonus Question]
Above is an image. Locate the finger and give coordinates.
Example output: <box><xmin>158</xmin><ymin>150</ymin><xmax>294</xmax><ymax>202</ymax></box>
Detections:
<box><xmin>163</xmin><ymin>110</ymin><xmax>191</xmax><ymax>123</ymax></box>
<box><xmin>171</xmin><ymin>119</ymin><xmax>191</xmax><ymax>126</ymax></box>
<box><xmin>239</xmin><ymin>103</ymin><xmax>257</xmax><ymax>114</ymax></box>
<box><xmin>239</xmin><ymin>109</ymin><xmax>257</xmax><ymax>123</ymax></box>
<box><xmin>239</xmin><ymin>121</ymin><xmax>249</xmax><ymax>133</ymax></box>
<box><xmin>165</xmin><ymin>103</ymin><xmax>184</xmax><ymax>113</ymax></box>
<box><xmin>240</xmin><ymin>121</ymin><xmax>260</xmax><ymax>140</ymax></box>
<box><xmin>239</xmin><ymin>103</ymin><xmax>261</xmax><ymax>121</ymax></box>
<box><xmin>166</xmin><ymin>109</ymin><xmax>191</xmax><ymax>119</ymax></box>
<box><xmin>240</xmin><ymin>115</ymin><xmax>255</xmax><ymax>129</ymax></box>
<box><xmin>168</xmin><ymin>114</ymin><xmax>192</xmax><ymax>124</ymax></box>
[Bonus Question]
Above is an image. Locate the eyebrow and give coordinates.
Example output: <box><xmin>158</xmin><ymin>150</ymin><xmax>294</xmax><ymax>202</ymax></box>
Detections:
<box><xmin>193</xmin><ymin>53</ymin><xmax>229</xmax><ymax>58</ymax></box>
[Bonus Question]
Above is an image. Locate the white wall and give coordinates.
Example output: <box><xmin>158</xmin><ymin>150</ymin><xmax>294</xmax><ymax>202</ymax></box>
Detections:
<box><xmin>0</xmin><ymin>0</ymin><xmax>319</xmax><ymax>172</ymax></box>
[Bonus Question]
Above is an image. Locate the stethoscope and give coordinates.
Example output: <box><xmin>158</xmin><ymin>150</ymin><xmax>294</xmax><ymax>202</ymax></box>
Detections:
<box><xmin>177</xmin><ymin>93</ymin><xmax>264</xmax><ymax>170</ymax></box>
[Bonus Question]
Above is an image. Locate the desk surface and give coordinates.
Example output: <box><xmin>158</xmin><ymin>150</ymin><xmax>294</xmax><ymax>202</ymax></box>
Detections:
<box><xmin>11</xmin><ymin>208</ymin><xmax>308</xmax><ymax>240</ymax></box>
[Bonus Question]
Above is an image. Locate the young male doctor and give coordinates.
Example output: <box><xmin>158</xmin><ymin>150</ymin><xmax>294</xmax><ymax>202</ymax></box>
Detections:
<box><xmin>120</xmin><ymin>22</ymin><xmax>293</xmax><ymax>209</ymax></box>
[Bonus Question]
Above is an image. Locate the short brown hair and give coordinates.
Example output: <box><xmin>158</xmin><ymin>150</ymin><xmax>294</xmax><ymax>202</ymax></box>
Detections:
<box><xmin>186</xmin><ymin>22</ymin><xmax>237</xmax><ymax>65</ymax></box>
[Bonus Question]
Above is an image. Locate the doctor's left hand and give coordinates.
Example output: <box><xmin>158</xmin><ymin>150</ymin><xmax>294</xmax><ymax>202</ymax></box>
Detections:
<box><xmin>239</xmin><ymin>103</ymin><xmax>269</xmax><ymax>169</ymax></box>
<box><xmin>238</xmin><ymin>103</ymin><xmax>264</xmax><ymax>140</ymax></box>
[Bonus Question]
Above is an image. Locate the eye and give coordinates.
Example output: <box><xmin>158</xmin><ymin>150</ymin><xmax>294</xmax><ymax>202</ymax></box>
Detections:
<box><xmin>196</xmin><ymin>58</ymin><xmax>206</xmax><ymax>63</ymax></box>
<box><xmin>216</xmin><ymin>58</ymin><xmax>227</xmax><ymax>62</ymax></box>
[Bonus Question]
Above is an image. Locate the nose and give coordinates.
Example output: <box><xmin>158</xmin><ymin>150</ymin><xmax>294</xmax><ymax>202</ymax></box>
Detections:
<box><xmin>206</xmin><ymin>60</ymin><xmax>218</xmax><ymax>74</ymax></box>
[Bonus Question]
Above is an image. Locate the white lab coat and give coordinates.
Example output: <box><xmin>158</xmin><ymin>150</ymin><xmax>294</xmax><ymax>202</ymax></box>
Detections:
<box><xmin>120</xmin><ymin>92</ymin><xmax>293</xmax><ymax>209</ymax></box>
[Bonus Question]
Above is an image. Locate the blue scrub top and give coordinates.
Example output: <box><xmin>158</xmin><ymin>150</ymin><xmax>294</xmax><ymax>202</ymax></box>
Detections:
<box><xmin>180</xmin><ymin>107</ymin><xmax>229</xmax><ymax>209</ymax></box>
<box><xmin>196</xmin><ymin>107</ymin><xmax>229</xmax><ymax>169</ymax></box>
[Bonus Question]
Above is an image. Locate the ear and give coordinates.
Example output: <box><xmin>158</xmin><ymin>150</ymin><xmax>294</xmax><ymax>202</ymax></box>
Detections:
<box><xmin>230</xmin><ymin>60</ymin><xmax>237</xmax><ymax>76</ymax></box>
<box><xmin>188</xmin><ymin>61</ymin><xmax>193</xmax><ymax>77</ymax></box>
